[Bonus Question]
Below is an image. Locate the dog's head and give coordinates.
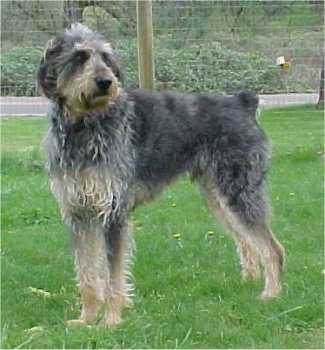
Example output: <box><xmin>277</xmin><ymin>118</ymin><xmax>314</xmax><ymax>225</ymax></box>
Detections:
<box><xmin>37</xmin><ymin>23</ymin><xmax>122</xmax><ymax>117</ymax></box>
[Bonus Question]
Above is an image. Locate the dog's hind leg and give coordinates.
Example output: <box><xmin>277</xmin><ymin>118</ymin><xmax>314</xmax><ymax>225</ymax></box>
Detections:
<box><xmin>199</xmin><ymin>174</ymin><xmax>284</xmax><ymax>299</ymax></box>
<box><xmin>200</xmin><ymin>181</ymin><xmax>261</xmax><ymax>281</ymax></box>
<box><xmin>103</xmin><ymin>219</ymin><xmax>134</xmax><ymax>327</ymax></box>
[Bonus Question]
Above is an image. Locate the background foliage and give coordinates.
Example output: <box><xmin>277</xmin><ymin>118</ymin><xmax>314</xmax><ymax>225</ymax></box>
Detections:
<box><xmin>1</xmin><ymin>0</ymin><xmax>323</xmax><ymax>96</ymax></box>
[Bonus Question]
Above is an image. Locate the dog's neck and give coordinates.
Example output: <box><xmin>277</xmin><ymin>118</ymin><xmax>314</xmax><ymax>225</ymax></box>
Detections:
<box><xmin>45</xmin><ymin>92</ymin><xmax>136</xmax><ymax>178</ymax></box>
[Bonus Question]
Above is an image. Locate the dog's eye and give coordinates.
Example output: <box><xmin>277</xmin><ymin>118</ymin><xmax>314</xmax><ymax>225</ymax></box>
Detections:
<box><xmin>75</xmin><ymin>50</ymin><xmax>89</xmax><ymax>64</ymax></box>
<box><xmin>101</xmin><ymin>52</ymin><xmax>110</xmax><ymax>64</ymax></box>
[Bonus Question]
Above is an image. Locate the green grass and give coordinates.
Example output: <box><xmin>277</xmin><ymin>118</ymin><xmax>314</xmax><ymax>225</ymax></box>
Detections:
<box><xmin>1</xmin><ymin>117</ymin><xmax>49</xmax><ymax>154</ymax></box>
<box><xmin>1</xmin><ymin>106</ymin><xmax>324</xmax><ymax>349</ymax></box>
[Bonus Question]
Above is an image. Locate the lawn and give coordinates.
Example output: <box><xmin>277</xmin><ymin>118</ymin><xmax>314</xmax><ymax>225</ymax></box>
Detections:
<box><xmin>1</xmin><ymin>106</ymin><xmax>324</xmax><ymax>349</ymax></box>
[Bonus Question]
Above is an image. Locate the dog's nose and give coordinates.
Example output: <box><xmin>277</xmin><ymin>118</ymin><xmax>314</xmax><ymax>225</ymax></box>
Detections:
<box><xmin>95</xmin><ymin>77</ymin><xmax>112</xmax><ymax>91</ymax></box>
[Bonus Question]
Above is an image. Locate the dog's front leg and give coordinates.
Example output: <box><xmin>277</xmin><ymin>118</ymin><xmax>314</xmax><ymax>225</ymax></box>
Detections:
<box><xmin>67</xmin><ymin>215</ymin><xmax>108</xmax><ymax>326</ymax></box>
<box><xmin>103</xmin><ymin>218</ymin><xmax>134</xmax><ymax>327</ymax></box>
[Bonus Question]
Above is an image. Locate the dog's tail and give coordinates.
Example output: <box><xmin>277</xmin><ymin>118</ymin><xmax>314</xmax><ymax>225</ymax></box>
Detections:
<box><xmin>236</xmin><ymin>90</ymin><xmax>260</xmax><ymax>120</ymax></box>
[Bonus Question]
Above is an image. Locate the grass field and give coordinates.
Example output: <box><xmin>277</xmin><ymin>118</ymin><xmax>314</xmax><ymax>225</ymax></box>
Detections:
<box><xmin>1</xmin><ymin>106</ymin><xmax>324</xmax><ymax>349</ymax></box>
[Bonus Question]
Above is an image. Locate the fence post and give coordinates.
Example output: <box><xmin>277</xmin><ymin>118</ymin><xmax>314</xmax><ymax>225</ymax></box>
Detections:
<box><xmin>64</xmin><ymin>0</ymin><xmax>83</xmax><ymax>25</ymax></box>
<box><xmin>136</xmin><ymin>0</ymin><xmax>155</xmax><ymax>92</ymax></box>
<box><xmin>317</xmin><ymin>63</ymin><xmax>324</xmax><ymax>109</ymax></box>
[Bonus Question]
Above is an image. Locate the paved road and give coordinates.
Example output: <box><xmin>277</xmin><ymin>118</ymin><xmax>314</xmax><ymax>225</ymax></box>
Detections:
<box><xmin>0</xmin><ymin>93</ymin><xmax>319</xmax><ymax>116</ymax></box>
<box><xmin>0</xmin><ymin>97</ymin><xmax>49</xmax><ymax>116</ymax></box>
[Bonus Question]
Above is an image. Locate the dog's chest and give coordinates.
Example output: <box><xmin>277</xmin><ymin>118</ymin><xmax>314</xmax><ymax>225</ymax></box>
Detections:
<box><xmin>62</xmin><ymin>128</ymin><xmax>109</xmax><ymax>165</ymax></box>
<box><xmin>50</xmin><ymin>168</ymin><xmax>122</xmax><ymax>222</ymax></box>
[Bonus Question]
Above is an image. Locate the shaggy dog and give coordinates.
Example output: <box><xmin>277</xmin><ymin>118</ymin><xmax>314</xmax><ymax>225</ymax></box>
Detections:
<box><xmin>37</xmin><ymin>23</ymin><xmax>284</xmax><ymax>327</ymax></box>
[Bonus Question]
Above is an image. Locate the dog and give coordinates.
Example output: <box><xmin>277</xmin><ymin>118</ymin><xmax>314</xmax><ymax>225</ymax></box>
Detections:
<box><xmin>37</xmin><ymin>23</ymin><xmax>284</xmax><ymax>327</ymax></box>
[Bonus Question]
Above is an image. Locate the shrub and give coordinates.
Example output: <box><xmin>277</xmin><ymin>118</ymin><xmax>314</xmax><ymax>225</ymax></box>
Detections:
<box><xmin>154</xmin><ymin>41</ymin><xmax>285</xmax><ymax>93</ymax></box>
<box><xmin>1</xmin><ymin>47</ymin><xmax>43</xmax><ymax>96</ymax></box>
<box><xmin>0</xmin><ymin>41</ymin><xmax>306</xmax><ymax>96</ymax></box>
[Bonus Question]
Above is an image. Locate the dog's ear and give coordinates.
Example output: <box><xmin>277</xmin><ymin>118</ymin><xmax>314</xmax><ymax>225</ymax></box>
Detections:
<box><xmin>102</xmin><ymin>40</ymin><xmax>123</xmax><ymax>83</ymax></box>
<box><xmin>111</xmin><ymin>58</ymin><xmax>123</xmax><ymax>84</ymax></box>
<box><xmin>37</xmin><ymin>38</ymin><xmax>62</xmax><ymax>99</ymax></box>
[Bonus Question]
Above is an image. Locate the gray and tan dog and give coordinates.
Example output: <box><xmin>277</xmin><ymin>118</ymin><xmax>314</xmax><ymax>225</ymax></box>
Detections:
<box><xmin>37</xmin><ymin>23</ymin><xmax>284</xmax><ymax>327</ymax></box>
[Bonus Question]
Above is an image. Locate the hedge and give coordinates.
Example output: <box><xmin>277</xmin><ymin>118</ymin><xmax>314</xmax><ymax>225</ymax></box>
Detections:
<box><xmin>1</xmin><ymin>40</ymin><xmax>303</xmax><ymax>96</ymax></box>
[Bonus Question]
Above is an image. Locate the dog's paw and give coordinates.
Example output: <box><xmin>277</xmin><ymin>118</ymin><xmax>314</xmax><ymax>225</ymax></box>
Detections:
<box><xmin>105</xmin><ymin>313</ymin><xmax>123</xmax><ymax>328</ymax></box>
<box><xmin>66</xmin><ymin>319</ymin><xmax>87</xmax><ymax>327</ymax></box>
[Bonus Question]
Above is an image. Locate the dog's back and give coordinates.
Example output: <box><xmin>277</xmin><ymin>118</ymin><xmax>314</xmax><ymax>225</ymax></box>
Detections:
<box><xmin>130</xmin><ymin>89</ymin><xmax>263</xmax><ymax>147</ymax></box>
<box><xmin>129</xmin><ymin>89</ymin><xmax>267</xmax><ymax>187</ymax></box>
<box><xmin>130</xmin><ymin>89</ymin><xmax>259</xmax><ymax>126</ymax></box>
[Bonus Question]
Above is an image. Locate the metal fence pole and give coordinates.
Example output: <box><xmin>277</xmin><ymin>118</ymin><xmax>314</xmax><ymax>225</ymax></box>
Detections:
<box><xmin>136</xmin><ymin>0</ymin><xmax>155</xmax><ymax>92</ymax></box>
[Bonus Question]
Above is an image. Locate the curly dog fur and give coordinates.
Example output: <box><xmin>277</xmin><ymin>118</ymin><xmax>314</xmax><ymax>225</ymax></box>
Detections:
<box><xmin>37</xmin><ymin>23</ymin><xmax>284</xmax><ymax>327</ymax></box>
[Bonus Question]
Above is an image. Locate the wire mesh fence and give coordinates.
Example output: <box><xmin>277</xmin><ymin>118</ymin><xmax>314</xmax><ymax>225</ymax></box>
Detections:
<box><xmin>1</xmin><ymin>0</ymin><xmax>324</xmax><ymax>152</ymax></box>
<box><xmin>1</xmin><ymin>1</ymin><xmax>324</xmax><ymax>96</ymax></box>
